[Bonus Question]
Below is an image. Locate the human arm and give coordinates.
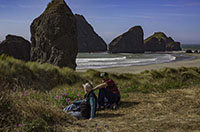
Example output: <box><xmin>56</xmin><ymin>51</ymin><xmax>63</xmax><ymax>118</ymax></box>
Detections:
<box><xmin>73</xmin><ymin>100</ymin><xmax>83</xmax><ymax>106</ymax></box>
<box><xmin>92</xmin><ymin>83</ymin><xmax>107</xmax><ymax>91</ymax></box>
<box><xmin>89</xmin><ymin>96</ymin><xmax>96</xmax><ymax>119</ymax></box>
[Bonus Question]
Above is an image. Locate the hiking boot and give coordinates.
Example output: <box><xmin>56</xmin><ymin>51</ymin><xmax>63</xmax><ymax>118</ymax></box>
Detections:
<box><xmin>97</xmin><ymin>106</ymin><xmax>105</xmax><ymax>111</ymax></box>
<box><xmin>111</xmin><ymin>103</ymin><xmax>117</xmax><ymax>110</ymax></box>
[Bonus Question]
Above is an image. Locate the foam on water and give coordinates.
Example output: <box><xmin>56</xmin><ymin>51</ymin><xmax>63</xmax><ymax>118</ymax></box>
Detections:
<box><xmin>76</xmin><ymin>56</ymin><xmax>127</xmax><ymax>63</ymax></box>
<box><xmin>76</xmin><ymin>53</ymin><xmax>179</xmax><ymax>70</ymax></box>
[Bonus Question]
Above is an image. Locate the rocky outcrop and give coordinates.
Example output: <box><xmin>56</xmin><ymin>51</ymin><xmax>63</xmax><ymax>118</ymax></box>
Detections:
<box><xmin>166</xmin><ymin>42</ymin><xmax>181</xmax><ymax>51</ymax></box>
<box><xmin>109</xmin><ymin>26</ymin><xmax>144</xmax><ymax>53</ymax></box>
<box><xmin>0</xmin><ymin>34</ymin><xmax>31</xmax><ymax>61</ymax></box>
<box><xmin>30</xmin><ymin>0</ymin><xmax>78</xmax><ymax>70</ymax></box>
<box><xmin>144</xmin><ymin>32</ymin><xmax>166</xmax><ymax>52</ymax></box>
<box><xmin>144</xmin><ymin>32</ymin><xmax>181</xmax><ymax>52</ymax></box>
<box><xmin>75</xmin><ymin>14</ymin><xmax>107</xmax><ymax>52</ymax></box>
<box><xmin>185</xmin><ymin>49</ymin><xmax>193</xmax><ymax>53</ymax></box>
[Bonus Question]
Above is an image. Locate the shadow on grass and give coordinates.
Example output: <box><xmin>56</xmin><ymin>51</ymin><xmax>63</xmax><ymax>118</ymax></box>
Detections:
<box><xmin>96</xmin><ymin>101</ymin><xmax>140</xmax><ymax>119</ymax></box>
<box><xmin>96</xmin><ymin>113</ymin><xmax>124</xmax><ymax>118</ymax></box>
<box><xmin>119</xmin><ymin>101</ymin><xmax>140</xmax><ymax>109</ymax></box>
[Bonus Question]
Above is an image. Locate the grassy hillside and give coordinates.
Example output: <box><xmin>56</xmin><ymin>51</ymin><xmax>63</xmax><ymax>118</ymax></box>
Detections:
<box><xmin>1</xmin><ymin>54</ymin><xmax>200</xmax><ymax>131</ymax></box>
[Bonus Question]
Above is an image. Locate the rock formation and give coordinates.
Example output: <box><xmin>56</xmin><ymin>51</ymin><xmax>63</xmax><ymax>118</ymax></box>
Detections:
<box><xmin>109</xmin><ymin>26</ymin><xmax>144</xmax><ymax>53</ymax></box>
<box><xmin>0</xmin><ymin>34</ymin><xmax>31</xmax><ymax>61</ymax></box>
<box><xmin>30</xmin><ymin>0</ymin><xmax>78</xmax><ymax>70</ymax></box>
<box><xmin>144</xmin><ymin>32</ymin><xmax>181</xmax><ymax>52</ymax></box>
<box><xmin>75</xmin><ymin>14</ymin><xmax>107</xmax><ymax>52</ymax></box>
<box><xmin>185</xmin><ymin>49</ymin><xmax>193</xmax><ymax>53</ymax></box>
<box><xmin>166</xmin><ymin>42</ymin><xmax>181</xmax><ymax>51</ymax></box>
<box><xmin>194</xmin><ymin>50</ymin><xmax>199</xmax><ymax>53</ymax></box>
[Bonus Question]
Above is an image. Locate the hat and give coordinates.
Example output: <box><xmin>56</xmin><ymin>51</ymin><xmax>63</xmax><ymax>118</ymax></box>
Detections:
<box><xmin>100</xmin><ymin>72</ymin><xmax>108</xmax><ymax>78</ymax></box>
<box><xmin>82</xmin><ymin>82</ymin><xmax>93</xmax><ymax>90</ymax></box>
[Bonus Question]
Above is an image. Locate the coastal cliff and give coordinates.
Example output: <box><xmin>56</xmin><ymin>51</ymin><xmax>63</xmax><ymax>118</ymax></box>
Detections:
<box><xmin>75</xmin><ymin>14</ymin><xmax>107</xmax><ymax>52</ymax></box>
<box><xmin>0</xmin><ymin>34</ymin><xmax>31</xmax><ymax>61</ymax></box>
<box><xmin>109</xmin><ymin>26</ymin><xmax>144</xmax><ymax>53</ymax></box>
<box><xmin>30</xmin><ymin>0</ymin><xmax>78</xmax><ymax>69</ymax></box>
<box><xmin>144</xmin><ymin>32</ymin><xmax>181</xmax><ymax>52</ymax></box>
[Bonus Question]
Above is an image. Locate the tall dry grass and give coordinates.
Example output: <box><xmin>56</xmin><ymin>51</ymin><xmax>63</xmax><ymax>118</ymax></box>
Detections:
<box><xmin>1</xmin><ymin>55</ymin><xmax>200</xmax><ymax>131</ymax></box>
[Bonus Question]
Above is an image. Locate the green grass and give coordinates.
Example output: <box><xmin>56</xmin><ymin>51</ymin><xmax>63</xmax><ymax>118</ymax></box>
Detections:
<box><xmin>0</xmin><ymin>54</ymin><xmax>82</xmax><ymax>91</ymax></box>
<box><xmin>1</xmin><ymin>55</ymin><xmax>200</xmax><ymax>131</ymax></box>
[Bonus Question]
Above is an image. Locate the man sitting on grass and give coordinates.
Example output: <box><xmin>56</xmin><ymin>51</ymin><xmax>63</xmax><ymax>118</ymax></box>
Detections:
<box><xmin>93</xmin><ymin>72</ymin><xmax>120</xmax><ymax>110</ymax></box>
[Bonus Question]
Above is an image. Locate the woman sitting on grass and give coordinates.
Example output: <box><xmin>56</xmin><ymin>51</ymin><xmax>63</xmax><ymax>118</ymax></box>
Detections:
<box><xmin>63</xmin><ymin>82</ymin><xmax>97</xmax><ymax>120</ymax></box>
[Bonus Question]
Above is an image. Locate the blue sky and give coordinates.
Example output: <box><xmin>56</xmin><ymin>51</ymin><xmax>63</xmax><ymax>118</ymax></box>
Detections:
<box><xmin>0</xmin><ymin>0</ymin><xmax>200</xmax><ymax>44</ymax></box>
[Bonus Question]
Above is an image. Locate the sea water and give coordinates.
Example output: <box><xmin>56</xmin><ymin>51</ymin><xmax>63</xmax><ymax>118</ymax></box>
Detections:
<box><xmin>76</xmin><ymin>52</ymin><xmax>195</xmax><ymax>70</ymax></box>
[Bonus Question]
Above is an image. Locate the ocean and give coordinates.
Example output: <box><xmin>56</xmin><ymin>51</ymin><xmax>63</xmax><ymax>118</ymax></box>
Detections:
<box><xmin>181</xmin><ymin>44</ymin><xmax>200</xmax><ymax>51</ymax></box>
<box><xmin>76</xmin><ymin>52</ymin><xmax>195</xmax><ymax>70</ymax></box>
<box><xmin>76</xmin><ymin>44</ymin><xmax>200</xmax><ymax>70</ymax></box>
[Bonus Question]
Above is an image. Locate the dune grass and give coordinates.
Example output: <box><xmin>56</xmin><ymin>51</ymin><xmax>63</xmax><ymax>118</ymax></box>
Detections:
<box><xmin>1</xmin><ymin>54</ymin><xmax>200</xmax><ymax>131</ymax></box>
<box><xmin>0</xmin><ymin>54</ymin><xmax>82</xmax><ymax>91</ymax></box>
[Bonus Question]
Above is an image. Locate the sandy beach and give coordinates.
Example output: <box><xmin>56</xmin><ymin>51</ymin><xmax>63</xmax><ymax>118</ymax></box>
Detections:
<box><xmin>78</xmin><ymin>53</ymin><xmax>200</xmax><ymax>74</ymax></box>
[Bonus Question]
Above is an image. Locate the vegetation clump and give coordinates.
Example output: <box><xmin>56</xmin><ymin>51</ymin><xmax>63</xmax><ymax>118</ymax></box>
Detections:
<box><xmin>0</xmin><ymin>54</ymin><xmax>81</xmax><ymax>91</ymax></box>
<box><xmin>45</xmin><ymin>0</ymin><xmax>64</xmax><ymax>12</ymax></box>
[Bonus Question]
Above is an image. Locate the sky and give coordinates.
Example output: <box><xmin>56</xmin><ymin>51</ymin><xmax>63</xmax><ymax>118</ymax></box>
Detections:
<box><xmin>0</xmin><ymin>0</ymin><xmax>200</xmax><ymax>44</ymax></box>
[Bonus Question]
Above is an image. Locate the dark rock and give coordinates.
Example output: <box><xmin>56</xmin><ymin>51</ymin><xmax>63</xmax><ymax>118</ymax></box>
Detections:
<box><xmin>75</xmin><ymin>14</ymin><xmax>107</xmax><ymax>52</ymax></box>
<box><xmin>185</xmin><ymin>49</ymin><xmax>193</xmax><ymax>53</ymax></box>
<box><xmin>0</xmin><ymin>34</ymin><xmax>31</xmax><ymax>61</ymax></box>
<box><xmin>194</xmin><ymin>50</ymin><xmax>198</xmax><ymax>53</ymax></box>
<box><xmin>166</xmin><ymin>42</ymin><xmax>181</xmax><ymax>51</ymax></box>
<box><xmin>144</xmin><ymin>32</ymin><xmax>182</xmax><ymax>51</ymax></box>
<box><xmin>30</xmin><ymin>0</ymin><xmax>78</xmax><ymax>70</ymax></box>
<box><xmin>109</xmin><ymin>26</ymin><xmax>144</xmax><ymax>53</ymax></box>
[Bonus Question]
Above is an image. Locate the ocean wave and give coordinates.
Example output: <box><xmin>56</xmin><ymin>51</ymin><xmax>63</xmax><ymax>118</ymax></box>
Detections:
<box><xmin>76</xmin><ymin>54</ymin><xmax>177</xmax><ymax>70</ymax></box>
<box><xmin>159</xmin><ymin>54</ymin><xmax>176</xmax><ymax>62</ymax></box>
<box><xmin>76</xmin><ymin>56</ymin><xmax>126</xmax><ymax>63</ymax></box>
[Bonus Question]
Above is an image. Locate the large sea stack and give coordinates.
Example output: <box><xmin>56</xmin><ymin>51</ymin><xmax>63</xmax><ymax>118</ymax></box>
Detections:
<box><xmin>75</xmin><ymin>14</ymin><xmax>107</xmax><ymax>52</ymax></box>
<box><xmin>0</xmin><ymin>34</ymin><xmax>31</xmax><ymax>61</ymax></box>
<box><xmin>144</xmin><ymin>32</ymin><xmax>181</xmax><ymax>52</ymax></box>
<box><xmin>30</xmin><ymin>0</ymin><xmax>78</xmax><ymax>70</ymax></box>
<box><xmin>109</xmin><ymin>26</ymin><xmax>144</xmax><ymax>53</ymax></box>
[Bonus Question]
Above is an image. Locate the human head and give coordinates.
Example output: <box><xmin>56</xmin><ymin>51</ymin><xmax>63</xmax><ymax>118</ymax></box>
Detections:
<box><xmin>82</xmin><ymin>82</ymin><xmax>93</xmax><ymax>94</ymax></box>
<box><xmin>100</xmin><ymin>72</ymin><xmax>109</xmax><ymax>81</ymax></box>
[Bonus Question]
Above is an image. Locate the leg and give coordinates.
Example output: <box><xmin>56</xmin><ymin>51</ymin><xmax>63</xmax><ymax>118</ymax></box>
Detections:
<box><xmin>98</xmin><ymin>88</ymin><xmax>106</xmax><ymax>107</ymax></box>
<box><xmin>115</xmin><ymin>94</ymin><xmax>120</xmax><ymax>104</ymax></box>
<box><xmin>98</xmin><ymin>88</ymin><xmax>116</xmax><ymax>106</ymax></box>
<box><xmin>67</xmin><ymin>111</ymin><xmax>85</xmax><ymax>119</ymax></box>
<box><xmin>63</xmin><ymin>104</ymin><xmax>76</xmax><ymax>111</ymax></box>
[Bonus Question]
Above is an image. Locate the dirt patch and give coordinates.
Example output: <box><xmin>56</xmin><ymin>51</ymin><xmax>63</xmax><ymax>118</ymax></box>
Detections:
<box><xmin>70</xmin><ymin>86</ymin><xmax>200</xmax><ymax>132</ymax></box>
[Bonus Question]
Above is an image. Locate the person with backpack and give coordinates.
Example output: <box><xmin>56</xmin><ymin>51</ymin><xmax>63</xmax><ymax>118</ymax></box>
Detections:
<box><xmin>63</xmin><ymin>82</ymin><xmax>97</xmax><ymax>120</ymax></box>
<box><xmin>93</xmin><ymin>72</ymin><xmax>120</xmax><ymax>110</ymax></box>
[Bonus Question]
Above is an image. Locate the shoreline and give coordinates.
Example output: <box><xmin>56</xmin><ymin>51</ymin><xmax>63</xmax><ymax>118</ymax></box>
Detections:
<box><xmin>77</xmin><ymin>53</ymin><xmax>200</xmax><ymax>74</ymax></box>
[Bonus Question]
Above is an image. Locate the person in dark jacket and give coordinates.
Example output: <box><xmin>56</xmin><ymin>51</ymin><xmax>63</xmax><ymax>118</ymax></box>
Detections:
<box><xmin>93</xmin><ymin>72</ymin><xmax>120</xmax><ymax>110</ymax></box>
<box><xmin>64</xmin><ymin>82</ymin><xmax>97</xmax><ymax>120</ymax></box>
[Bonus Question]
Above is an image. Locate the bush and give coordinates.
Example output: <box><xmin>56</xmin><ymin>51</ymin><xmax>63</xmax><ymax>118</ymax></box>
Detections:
<box><xmin>150</xmin><ymin>70</ymin><xmax>164</xmax><ymax>79</ymax></box>
<box><xmin>181</xmin><ymin>69</ymin><xmax>200</xmax><ymax>81</ymax></box>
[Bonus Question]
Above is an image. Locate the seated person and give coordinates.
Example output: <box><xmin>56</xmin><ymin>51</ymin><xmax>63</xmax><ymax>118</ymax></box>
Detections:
<box><xmin>63</xmin><ymin>82</ymin><xmax>97</xmax><ymax>120</ymax></box>
<box><xmin>93</xmin><ymin>72</ymin><xmax>120</xmax><ymax>110</ymax></box>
